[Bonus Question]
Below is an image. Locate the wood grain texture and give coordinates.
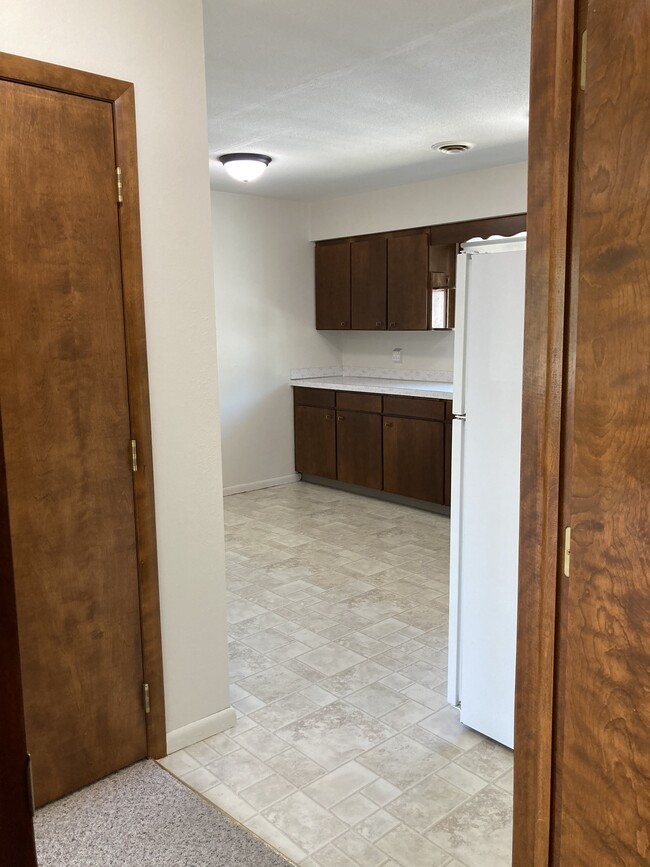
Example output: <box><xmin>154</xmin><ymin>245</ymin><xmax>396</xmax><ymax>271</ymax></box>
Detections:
<box><xmin>294</xmin><ymin>387</ymin><xmax>336</xmax><ymax>409</ymax></box>
<box><xmin>383</xmin><ymin>416</ymin><xmax>445</xmax><ymax>504</ymax></box>
<box><xmin>351</xmin><ymin>237</ymin><xmax>387</xmax><ymax>329</ymax></box>
<box><xmin>428</xmin><ymin>213</ymin><xmax>527</xmax><ymax>245</ymax></box>
<box><xmin>336</xmin><ymin>391</ymin><xmax>382</xmax><ymax>413</ymax></box>
<box><xmin>294</xmin><ymin>406</ymin><xmax>337</xmax><ymax>479</ymax></box>
<box><xmin>113</xmin><ymin>86</ymin><xmax>167</xmax><ymax>758</ymax></box>
<box><xmin>383</xmin><ymin>395</ymin><xmax>447</xmax><ymax>421</ymax></box>
<box><xmin>387</xmin><ymin>231</ymin><xmax>430</xmax><ymax>330</ymax></box>
<box><xmin>512</xmin><ymin>0</ymin><xmax>577</xmax><ymax>863</ymax></box>
<box><xmin>552</xmin><ymin>0</ymin><xmax>650</xmax><ymax>863</ymax></box>
<box><xmin>0</xmin><ymin>79</ymin><xmax>147</xmax><ymax>806</ymax></box>
<box><xmin>0</xmin><ymin>410</ymin><xmax>37</xmax><ymax>865</ymax></box>
<box><xmin>0</xmin><ymin>51</ymin><xmax>130</xmax><ymax>101</ymax></box>
<box><xmin>315</xmin><ymin>240</ymin><xmax>351</xmax><ymax>329</ymax></box>
<box><xmin>336</xmin><ymin>410</ymin><xmax>382</xmax><ymax>490</ymax></box>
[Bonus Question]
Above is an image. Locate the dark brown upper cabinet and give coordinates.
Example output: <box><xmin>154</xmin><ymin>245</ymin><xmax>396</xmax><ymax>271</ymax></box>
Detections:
<box><xmin>351</xmin><ymin>237</ymin><xmax>387</xmax><ymax>330</ymax></box>
<box><xmin>315</xmin><ymin>240</ymin><xmax>351</xmax><ymax>329</ymax></box>
<box><xmin>387</xmin><ymin>231</ymin><xmax>430</xmax><ymax>331</ymax></box>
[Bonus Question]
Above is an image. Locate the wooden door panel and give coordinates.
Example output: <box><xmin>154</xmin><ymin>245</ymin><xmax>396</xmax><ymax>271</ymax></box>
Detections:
<box><xmin>383</xmin><ymin>416</ymin><xmax>444</xmax><ymax>504</ymax></box>
<box><xmin>315</xmin><ymin>240</ymin><xmax>351</xmax><ymax>329</ymax></box>
<box><xmin>336</xmin><ymin>410</ymin><xmax>382</xmax><ymax>490</ymax></box>
<box><xmin>294</xmin><ymin>406</ymin><xmax>336</xmax><ymax>479</ymax></box>
<box><xmin>552</xmin><ymin>1</ymin><xmax>650</xmax><ymax>863</ymax></box>
<box><xmin>0</xmin><ymin>80</ymin><xmax>147</xmax><ymax>805</ymax></box>
<box><xmin>351</xmin><ymin>237</ymin><xmax>387</xmax><ymax>329</ymax></box>
<box><xmin>387</xmin><ymin>232</ymin><xmax>430</xmax><ymax>330</ymax></box>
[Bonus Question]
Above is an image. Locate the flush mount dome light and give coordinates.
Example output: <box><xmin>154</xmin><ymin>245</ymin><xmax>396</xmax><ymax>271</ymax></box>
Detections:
<box><xmin>218</xmin><ymin>152</ymin><xmax>272</xmax><ymax>182</ymax></box>
<box><xmin>431</xmin><ymin>142</ymin><xmax>474</xmax><ymax>154</ymax></box>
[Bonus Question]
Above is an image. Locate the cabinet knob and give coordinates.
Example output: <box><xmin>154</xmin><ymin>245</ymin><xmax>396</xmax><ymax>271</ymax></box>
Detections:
<box><xmin>385</xmin><ymin>422</ymin><xmax>393</xmax><ymax>428</ymax></box>
<box><xmin>375</xmin><ymin>321</ymin><xmax>383</xmax><ymax>328</ymax></box>
<box><xmin>337</xmin><ymin>415</ymin><xmax>344</xmax><ymax>421</ymax></box>
<box><xmin>325</xmin><ymin>414</ymin><xmax>332</xmax><ymax>420</ymax></box>
<box><xmin>340</xmin><ymin>321</ymin><xmax>347</xmax><ymax>327</ymax></box>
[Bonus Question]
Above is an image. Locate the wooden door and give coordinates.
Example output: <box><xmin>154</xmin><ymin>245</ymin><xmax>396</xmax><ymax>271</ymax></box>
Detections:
<box><xmin>294</xmin><ymin>406</ymin><xmax>336</xmax><ymax>479</ymax></box>
<box><xmin>383</xmin><ymin>416</ymin><xmax>445</xmax><ymax>503</ymax></box>
<box><xmin>387</xmin><ymin>232</ymin><xmax>430</xmax><ymax>330</ymax></box>
<box><xmin>0</xmin><ymin>78</ymin><xmax>147</xmax><ymax>805</ymax></box>
<box><xmin>315</xmin><ymin>240</ymin><xmax>351</xmax><ymax>329</ymax></box>
<box><xmin>351</xmin><ymin>237</ymin><xmax>387</xmax><ymax>330</ymax></box>
<box><xmin>336</xmin><ymin>410</ymin><xmax>382</xmax><ymax>489</ymax></box>
<box><xmin>0</xmin><ymin>409</ymin><xmax>37</xmax><ymax>867</ymax></box>
<box><xmin>550</xmin><ymin>0</ymin><xmax>650</xmax><ymax>863</ymax></box>
<box><xmin>514</xmin><ymin>0</ymin><xmax>649</xmax><ymax>864</ymax></box>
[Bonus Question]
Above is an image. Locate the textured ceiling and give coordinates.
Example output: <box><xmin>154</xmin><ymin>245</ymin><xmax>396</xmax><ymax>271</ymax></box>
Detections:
<box><xmin>203</xmin><ymin>0</ymin><xmax>531</xmax><ymax>200</ymax></box>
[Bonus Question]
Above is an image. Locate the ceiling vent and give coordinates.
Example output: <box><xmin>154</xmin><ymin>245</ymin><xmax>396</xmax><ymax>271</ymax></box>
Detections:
<box><xmin>431</xmin><ymin>142</ymin><xmax>474</xmax><ymax>155</ymax></box>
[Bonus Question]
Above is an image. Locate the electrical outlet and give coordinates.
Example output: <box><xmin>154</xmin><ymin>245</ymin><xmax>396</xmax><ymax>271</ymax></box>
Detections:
<box><xmin>392</xmin><ymin>348</ymin><xmax>402</xmax><ymax>363</ymax></box>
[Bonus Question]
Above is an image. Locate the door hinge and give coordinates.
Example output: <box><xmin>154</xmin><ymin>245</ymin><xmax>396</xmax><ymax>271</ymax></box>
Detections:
<box><xmin>564</xmin><ymin>526</ymin><xmax>571</xmax><ymax>577</ymax></box>
<box><xmin>130</xmin><ymin>438</ymin><xmax>138</xmax><ymax>472</ymax></box>
<box><xmin>116</xmin><ymin>166</ymin><xmax>123</xmax><ymax>203</ymax></box>
<box><xmin>143</xmin><ymin>683</ymin><xmax>151</xmax><ymax>714</ymax></box>
<box><xmin>580</xmin><ymin>31</ymin><xmax>587</xmax><ymax>91</ymax></box>
<box><xmin>26</xmin><ymin>753</ymin><xmax>35</xmax><ymax>816</ymax></box>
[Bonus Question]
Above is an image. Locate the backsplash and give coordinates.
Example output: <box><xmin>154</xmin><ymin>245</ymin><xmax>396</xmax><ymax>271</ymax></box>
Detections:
<box><xmin>339</xmin><ymin>330</ymin><xmax>454</xmax><ymax>377</ymax></box>
<box><xmin>290</xmin><ymin>366</ymin><xmax>453</xmax><ymax>383</ymax></box>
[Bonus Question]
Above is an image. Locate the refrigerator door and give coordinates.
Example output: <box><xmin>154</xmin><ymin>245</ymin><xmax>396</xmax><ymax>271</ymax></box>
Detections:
<box><xmin>451</xmin><ymin>253</ymin><xmax>470</xmax><ymax>418</ymax></box>
<box><xmin>457</xmin><ymin>247</ymin><xmax>526</xmax><ymax>749</ymax></box>
<box><xmin>447</xmin><ymin>414</ymin><xmax>465</xmax><ymax>707</ymax></box>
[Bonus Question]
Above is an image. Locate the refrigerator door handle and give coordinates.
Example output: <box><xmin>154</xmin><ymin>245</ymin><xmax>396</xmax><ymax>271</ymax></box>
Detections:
<box><xmin>452</xmin><ymin>414</ymin><xmax>466</xmax><ymax>420</ymax></box>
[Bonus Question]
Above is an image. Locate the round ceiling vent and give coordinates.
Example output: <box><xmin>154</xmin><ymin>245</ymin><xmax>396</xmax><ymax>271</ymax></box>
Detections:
<box><xmin>431</xmin><ymin>142</ymin><xmax>474</xmax><ymax>155</ymax></box>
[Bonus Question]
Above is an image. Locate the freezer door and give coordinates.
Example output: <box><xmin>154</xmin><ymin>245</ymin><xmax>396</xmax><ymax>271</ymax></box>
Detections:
<box><xmin>451</xmin><ymin>253</ymin><xmax>470</xmax><ymax>417</ymax></box>
<box><xmin>447</xmin><ymin>415</ymin><xmax>465</xmax><ymax>707</ymax></box>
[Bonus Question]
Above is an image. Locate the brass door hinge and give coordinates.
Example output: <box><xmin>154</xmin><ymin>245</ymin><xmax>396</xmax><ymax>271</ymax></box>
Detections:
<box><xmin>580</xmin><ymin>31</ymin><xmax>587</xmax><ymax>91</ymax></box>
<box><xmin>130</xmin><ymin>438</ymin><xmax>138</xmax><ymax>472</ymax></box>
<box><xmin>116</xmin><ymin>166</ymin><xmax>123</xmax><ymax>203</ymax></box>
<box><xmin>564</xmin><ymin>526</ymin><xmax>571</xmax><ymax>577</ymax></box>
<box><xmin>143</xmin><ymin>683</ymin><xmax>151</xmax><ymax>714</ymax></box>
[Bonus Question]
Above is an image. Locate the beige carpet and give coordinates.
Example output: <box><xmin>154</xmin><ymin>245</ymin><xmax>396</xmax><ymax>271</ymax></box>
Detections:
<box><xmin>34</xmin><ymin>760</ymin><xmax>292</xmax><ymax>866</ymax></box>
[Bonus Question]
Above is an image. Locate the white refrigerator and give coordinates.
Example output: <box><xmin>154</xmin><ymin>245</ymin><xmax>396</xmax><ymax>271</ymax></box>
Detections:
<box><xmin>447</xmin><ymin>236</ymin><xmax>527</xmax><ymax>749</ymax></box>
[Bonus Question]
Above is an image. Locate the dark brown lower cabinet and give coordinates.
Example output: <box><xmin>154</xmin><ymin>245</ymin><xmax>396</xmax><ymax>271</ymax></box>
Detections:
<box><xmin>336</xmin><ymin>410</ymin><xmax>382</xmax><ymax>489</ymax></box>
<box><xmin>383</xmin><ymin>416</ymin><xmax>445</xmax><ymax>504</ymax></box>
<box><xmin>294</xmin><ymin>405</ymin><xmax>336</xmax><ymax>479</ymax></box>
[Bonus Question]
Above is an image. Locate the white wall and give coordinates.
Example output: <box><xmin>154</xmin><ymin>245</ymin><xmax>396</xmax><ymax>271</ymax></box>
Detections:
<box><xmin>2</xmin><ymin>0</ymin><xmax>233</xmax><ymax>746</ymax></box>
<box><xmin>308</xmin><ymin>161</ymin><xmax>529</xmax><ymax>240</ymax></box>
<box><xmin>212</xmin><ymin>191</ymin><xmax>341</xmax><ymax>492</ymax></box>
<box><xmin>310</xmin><ymin>161</ymin><xmax>528</xmax><ymax>375</ymax></box>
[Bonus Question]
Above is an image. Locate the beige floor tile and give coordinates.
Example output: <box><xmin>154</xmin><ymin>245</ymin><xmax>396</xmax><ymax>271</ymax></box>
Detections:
<box><xmin>436</xmin><ymin>761</ymin><xmax>488</xmax><ymax>796</ymax></box>
<box><xmin>300</xmin><ymin>684</ymin><xmax>338</xmax><ymax>707</ymax></box>
<box><xmin>202</xmin><ymin>782</ymin><xmax>256</xmax><ymax>823</ymax></box>
<box><xmin>426</xmin><ymin>785</ymin><xmax>513</xmax><ymax>867</ymax></box>
<box><xmin>277</xmin><ymin>701</ymin><xmax>396</xmax><ymax>770</ymax></box>
<box><xmin>345</xmin><ymin>683</ymin><xmax>407</xmax><ymax>718</ymax></box>
<box><xmin>157</xmin><ymin>749</ymin><xmax>199</xmax><ymax>777</ymax></box>
<box><xmin>334</xmin><ymin>830</ymin><xmax>386</xmax><ymax>867</ymax></box>
<box><xmin>321</xmin><ymin>660</ymin><xmax>393</xmax><ymax>697</ymax></box>
<box><xmin>183</xmin><ymin>740</ymin><xmax>219</xmax><ymax>766</ymax></box>
<box><xmin>233</xmin><ymin>726</ymin><xmax>289</xmax><ymax>760</ymax></box>
<box><xmin>361</xmin><ymin>777</ymin><xmax>402</xmax><ymax>807</ymax></box>
<box><xmin>455</xmin><ymin>738</ymin><xmax>514</xmax><ymax>782</ymax></box>
<box><xmin>180</xmin><ymin>765</ymin><xmax>219</xmax><ymax>793</ymax></box>
<box><xmin>418</xmin><ymin>706</ymin><xmax>485</xmax><ymax>750</ymax></box>
<box><xmin>245</xmin><ymin>814</ymin><xmax>308</xmax><ymax>865</ymax></box>
<box><xmin>207</xmin><ymin>747</ymin><xmax>273</xmax><ymax>792</ymax></box>
<box><xmin>267</xmin><ymin>747</ymin><xmax>327</xmax><ymax>787</ymax></box>
<box><xmin>331</xmin><ymin>792</ymin><xmax>378</xmax><ymax>825</ymax></box>
<box><xmin>261</xmin><ymin>791</ymin><xmax>348</xmax><ymax>854</ymax></box>
<box><xmin>354</xmin><ymin>809</ymin><xmax>401</xmax><ymax>842</ymax></box>
<box><xmin>239</xmin><ymin>772</ymin><xmax>296</xmax><ymax>811</ymax></box>
<box><xmin>299</xmin><ymin>644</ymin><xmax>367</xmax><ymax>676</ymax></box>
<box><xmin>385</xmin><ymin>773</ymin><xmax>468</xmax><ymax>833</ymax></box>
<box><xmin>304</xmin><ymin>761</ymin><xmax>378</xmax><ymax>808</ymax></box>
<box><xmin>238</xmin><ymin>663</ymin><xmax>312</xmax><ymax>703</ymax></box>
<box><xmin>380</xmin><ymin>699</ymin><xmax>432</xmax><ymax>730</ymax></box>
<box><xmin>248</xmin><ymin>693</ymin><xmax>319</xmax><ymax>731</ymax></box>
<box><xmin>376</xmin><ymin>824</ymin><xmax>451</xmax><ymax>867</ymax></box>
<box><xmin>357</xmin><ymin>734</ymin><xmax>447</xmax><ymax>789</ymax></box>
<box><xmin>312</xmin><ymin>843</ymin><xmax>358</xmax><ymax>867</ymax></box>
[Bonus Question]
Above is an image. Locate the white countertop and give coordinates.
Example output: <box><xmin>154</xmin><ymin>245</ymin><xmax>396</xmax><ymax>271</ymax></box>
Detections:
<box><xmin>291</xmin><ymin>375</ymin><xmax>453</xmax><ymax>400</ymax></box>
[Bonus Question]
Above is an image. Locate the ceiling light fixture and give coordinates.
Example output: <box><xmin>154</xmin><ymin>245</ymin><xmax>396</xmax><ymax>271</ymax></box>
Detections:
<box><xmin>431</xmin><ymin>142</ymin><xmax>474</xmax><ymax>155</ymax></box>
<box><xmin>217</xmin><ymin>152</ymin><xmax>272</xmax><ymax>182</ymax></box>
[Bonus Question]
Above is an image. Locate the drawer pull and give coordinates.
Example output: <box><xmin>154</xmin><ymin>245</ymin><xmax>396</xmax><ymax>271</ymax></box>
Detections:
<box><xmin>338</xmin><ymin>415</ymin><xmax>344</xmax><ymax>421</ymax></box>
<box><xmin>340</xmin><ymin>321</ymin><xmax>348</xmax><ymax>327</ymax></box>
<box><xmin>325</xmin><ymin>414</ymin><xmax>332</xmax><ymax>420</ymax></box>
<box><xmin>389</xmin><ymin>321</ymin><xmax>398</xmax><ymax>328</ymax></box>
<box><xmin>375</xmin><ymin>321</ymin><xmax>383</xmax><ymax>327</ymax></box>
<box><xmin>385</xmin><ymin>422</ymin><xmax>393</xmax><ymax>428</ymax></box>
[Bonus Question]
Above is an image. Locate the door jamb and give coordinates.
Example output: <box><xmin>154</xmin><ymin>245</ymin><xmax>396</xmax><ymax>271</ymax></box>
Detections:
<box><xmin>512</xmin><ymin>1</ymin><xmax>579</xmax><ymax>864</ymax></box>
<box><xmin>0</xmin><ymin>51</ymin><xmax>167</xmax><ymax>758</ymax></box>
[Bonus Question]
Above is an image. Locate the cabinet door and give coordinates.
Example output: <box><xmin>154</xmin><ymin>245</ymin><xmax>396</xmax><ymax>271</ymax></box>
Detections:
<box><xmin>351</xmin><ymin>237</ymin><xmax>387</xmax><ymax>330</ymax></box>
<box><xmin>315</xmin><ymin>240</ymin><xmax>351</xmax><ymax>329</ymax></box>
<box><xmin>294</xmin><ymin>406</ymin><xmax>336</xmax><ymax>479</ymax></box>
<box><xmin>383</xmin><ymin>416</ymin><xmax>445</xmax><ymax>503</ymax></box>
<box><xmin>387</xmin><ymin>232</ymin><xmax>430</xmax><ymax>330</ymax></box>
<box><xmin>336</xmin><ymin>410</ymin><xmax>382</xmax><ymax>490</ymax></box>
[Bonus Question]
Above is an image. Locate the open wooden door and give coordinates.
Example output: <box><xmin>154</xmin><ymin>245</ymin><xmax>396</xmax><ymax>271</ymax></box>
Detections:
<box><xmin>514</xmin><ymin>0</ymin><xmax>649</xmax><ymax>864</ymax></box>
<box><xmin>0</xmin><ymin>407</ymin><xmax>37</xmax><ymax>867</ymax></box>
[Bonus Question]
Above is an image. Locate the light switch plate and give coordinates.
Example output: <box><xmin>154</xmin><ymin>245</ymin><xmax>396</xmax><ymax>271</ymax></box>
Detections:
<box><xmin>392</xmin><ymin>348</ymin><xmax>402</xmax><ymax>363</ymax></box>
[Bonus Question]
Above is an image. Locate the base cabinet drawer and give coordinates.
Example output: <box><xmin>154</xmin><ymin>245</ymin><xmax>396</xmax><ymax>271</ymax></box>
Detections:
<box><xmin>383</xmin><ymin>416</ymin><xmax>445</xmax><ymax>504</ymax></box>
<box><xmin>294</xmin><ymin>405</ymin><xmax>336</xmax><ymax>479</ymax></box>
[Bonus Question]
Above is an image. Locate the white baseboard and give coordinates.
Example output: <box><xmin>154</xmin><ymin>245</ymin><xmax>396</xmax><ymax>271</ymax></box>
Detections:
<box><xmin>165</xmin><ymin>706</ymin><xmax>236</xmax><ymax>755</ymax></box>
<box><xmin>223</xmin><ymin>473</ymin><xmax>300</xmax><ymax>497</ymax></box>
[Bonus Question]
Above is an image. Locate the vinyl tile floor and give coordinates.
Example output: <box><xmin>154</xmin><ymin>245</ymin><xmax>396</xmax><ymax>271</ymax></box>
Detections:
<box><xmin>159</xmin><ymin>482</ymin><xmax>513</xmax><ymax>867</ymax></box>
